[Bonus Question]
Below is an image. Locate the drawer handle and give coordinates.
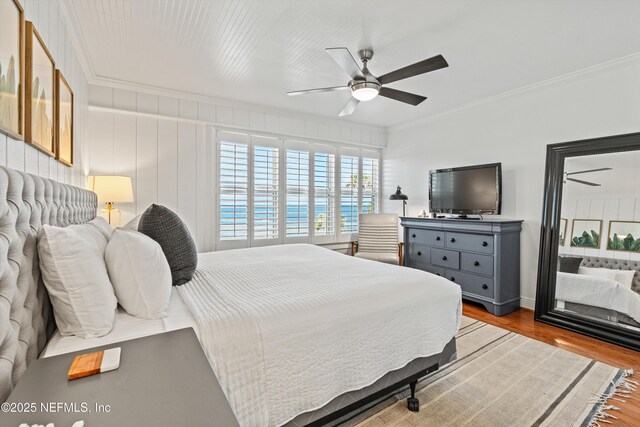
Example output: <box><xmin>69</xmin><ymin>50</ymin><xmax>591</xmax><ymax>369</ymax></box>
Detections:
<box><xmin>450</xmin><ymin>238</ymin><xmax>456</xmax><ymax>243</ymax></box>
<box><xmin>442</xmin><ymin>256</ymin><xmax>447</xmax><ymax>261</ymax></box>
<box><xmin>482</xmin><ymin>284</ymin><xmax>488</xmax><ymax>290</ymax></box>
<box><xmin>474</xmin><ymin>261</ymin><xmax>480</xmax><ymax>267</ymax></box>
<box><xmin>412</xmin><ymin>233</ymin><xmax>416</xmax><ymax>238</ymax></box>
<box><xmin>436</xmin><ymin>236</ymin><xmax>441</xmax><ymax>241</ymax></box>
<box><xmin>450</xmin><ymin>277</ymin><xmax>456</xmax><ymax>282</ymax></box>
<box><xmin>482</xmin><ymin>241</ymin><xmax>488</xmax><ymax>247</ymax></box>
<box><xmin>417</xmin><ymin>251</ymin><xmax>422</xmax><ymax>256</ymax></box>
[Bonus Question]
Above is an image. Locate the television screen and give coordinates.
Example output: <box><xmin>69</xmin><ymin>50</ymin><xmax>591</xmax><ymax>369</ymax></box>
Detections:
<box><xmin>429</xmin><ymin>163</ymin><xmax>502</xmax><ymax>215</ymax></box>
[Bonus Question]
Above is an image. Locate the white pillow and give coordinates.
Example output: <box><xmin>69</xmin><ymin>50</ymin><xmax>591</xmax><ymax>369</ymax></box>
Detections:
<box><xmin>38</xmin><ymin>224</ymin><xmax>117</xmax><ymax>338</ymax></box>
<box><xmin>578</xmin><ymin>267</ymin><xmax>618</xmax><ymax>281</ymax></box>
<box><xmin>578</xmin><ymin>266</ymin><xmax>636</xmax><ymax>290</ymax></box>
<box><xmin>122</xmin><ymin>215</ymin><xmax>141</xmax><ymax>231</ymax></box>
<box><xmin>613</xmin><ymin>270</ymin><xmax>635</xmax><ymax>290</ymax></box>
<box><xmin>88</xmin><ymin>216</ymin><xmax>113</xmax><ymax>241</ymax></box>
<box><xmin>105</xmin><ymin>228</ymin><xmax>171</xmax><ymax>319</ymax></box>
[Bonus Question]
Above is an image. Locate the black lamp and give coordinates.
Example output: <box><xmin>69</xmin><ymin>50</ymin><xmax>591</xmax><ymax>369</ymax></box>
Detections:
<box><xmin>389</xmin><ymin>186</ymin><xmax>408</xmax><ymax>216</ymax></box>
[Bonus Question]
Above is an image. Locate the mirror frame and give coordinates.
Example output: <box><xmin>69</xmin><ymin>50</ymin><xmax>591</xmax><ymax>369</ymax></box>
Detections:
<box><xmin>535</xmin><ymin>131</ymin><xmax>640</xmax><ymax>351</ymax></box>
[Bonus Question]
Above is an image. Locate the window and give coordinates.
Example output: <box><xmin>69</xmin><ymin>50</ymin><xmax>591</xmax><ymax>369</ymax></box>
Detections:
<box><xmin>219</xmin><ymin>141</ymin><xmax>249</xmax><ymax>240</ymax></box>
<box><xmin>314</xmin><ymin>152</ymin><xmax>335</xmax><ymax>236</ymax></box>
<box><xmin>286</xmin><ymin>150</ymin><xmax>309</xmax><ymax>237</ymax></box>
<box><xmin>253</xmin><ymin>145</ymin><xmax>279</xmax><ymax>239</ymax></box>
<box><xmin>361</xmin><ymin>157</ymin><xmax>379</xmax><ymax>214</ymax></box>
<box><xmin>340</xmin><ymin>155</ymin><xmax>359</xmax><ymax>233</ymax></box>
<box><xmin>217</xmin><ymin>131</ymin><xmax>381</xmax><ymax>246</ymax></box>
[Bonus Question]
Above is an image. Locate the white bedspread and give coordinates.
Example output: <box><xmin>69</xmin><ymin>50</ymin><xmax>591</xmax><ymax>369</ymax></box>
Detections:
<box><xmin>556</xmin><ymin>272</ymin><xmax>640</xmax><ymax>323</ymax></box>
<box><xmin>177</xmin><ymin>244</ymin><xmax>462</xmax><ymax>427</ymax></box>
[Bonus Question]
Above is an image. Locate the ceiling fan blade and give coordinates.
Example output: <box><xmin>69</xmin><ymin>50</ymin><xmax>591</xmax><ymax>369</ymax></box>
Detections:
<box><xmin>567</xmin><ymin>177</ymin><xmax>601</xmax><ymax>187</ymax></box>
<box><xmin>338</xmin><ymin>97</ymin><xmax>360</xmax><ymax>116</ymax></box>
<box><xmin>326</xmin><ymin>47</ymin><xmax>364</xmax><ymax>79</ymax></box>
<box><xmin>378</xmin><ymin>54</ymin><xmax>448</xmax><ymax>85</ymax></box>
<box><xmin>566</xmin><ymin>167</ymin><xmax>613</xmax><ymax>176</ymax></box>
<box><xmin>379</xmin><ymin>87</ymin><xmax>427</xmax><ymax>106</ymax></box>
<box><xmin>287</xmin><ymin>86</ymin><xmax>349</xmax><ymax>96</ymax></box>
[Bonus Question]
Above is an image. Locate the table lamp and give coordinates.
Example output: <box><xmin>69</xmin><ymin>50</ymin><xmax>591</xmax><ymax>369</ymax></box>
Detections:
<box><xmin>389</xmin><ymin>186</ymin><xmax>408</xmax><ymax>216</ymax></box>
<box><xmin>89</xmin><ymin>175</ymin><xmax>134</xmax><ymax>226</ymax></box>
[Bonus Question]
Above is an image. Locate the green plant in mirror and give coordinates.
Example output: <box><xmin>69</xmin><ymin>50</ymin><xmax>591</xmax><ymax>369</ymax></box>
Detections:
<box><xmin>608</xmin><ymin>233</ymin><xmax>640</xmax><ymax>252</ymax></box>
<box><xmin>572</xmin><ymin>230</ymin><xmax>600</xmax><ymax>248</ymax></box>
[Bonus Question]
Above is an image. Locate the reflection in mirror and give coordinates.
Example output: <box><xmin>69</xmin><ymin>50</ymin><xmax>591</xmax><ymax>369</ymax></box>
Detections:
<box><xmin>555</xmin><ymin>151</ymin><xmax>640</xmax><ymax>333</ymax></box>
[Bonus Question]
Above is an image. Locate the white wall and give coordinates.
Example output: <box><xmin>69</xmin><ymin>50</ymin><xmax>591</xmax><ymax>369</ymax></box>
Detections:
<box><xmin>382</xmin><ymin>55</ymin><xmax>640</xmax><ymax>309</ymax></box>
<box><xmin>87</xmin><ymin>84</ymin><xmax>386</xmax><ymax>252</ymax></box>
<box><xmin>0</xmin><ymin>0</ymin><xmax>89</xmax><ymax>186</ymax></box>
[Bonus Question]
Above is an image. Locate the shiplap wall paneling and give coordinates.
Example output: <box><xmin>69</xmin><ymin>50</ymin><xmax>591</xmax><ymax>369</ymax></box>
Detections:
<box><xmin>136</xmin><ymin>117</ymin><xmax>159</xmax><ymax>215</ymax></box>
<box><xmin>0</xmin><ymin>0</ymin><xmax>89</xmax><ymax>187</ymax></box>
<box><xmin>113</xmin><ymin>114</ymin><xmax>137</xmax><ymax>222</ymax></box>
<box><xmin>561</xmin><ymin>196</ymin><xmax>640</xmax><ymax>261</ymax></box>
<box><xmin>177</xmin><ymin>122</ymin><xmax>198</xmax><ymax>240</ymax></box>
<box><xmin>157</xmin><ymin>120</ymin><xmax>179</xmax><ymax>212</ymax></box>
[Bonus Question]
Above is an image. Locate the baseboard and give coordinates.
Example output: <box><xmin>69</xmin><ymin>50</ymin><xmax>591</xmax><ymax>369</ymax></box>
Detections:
<box><xmin>520</xmin><ymin>297</ymin><xmax>536</xmax><ymax>310</ymax></box>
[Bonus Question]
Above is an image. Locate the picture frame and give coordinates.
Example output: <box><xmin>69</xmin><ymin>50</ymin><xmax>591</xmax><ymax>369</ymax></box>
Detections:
<box><xmin>559</xmin><ymin>218</ymin><xmax>567</xmax><ymax>246</ymax></box>
<box><xmin>0</xmin><ymin>0</ymin><xmax>25</xmax><ymax>140</ymax></box>
<box><xmin>25</xmin><ymin>21</ymin><xmax>55</xmax><ymax>156</ymax></box>
<box><xmin>55</xmin><ymin>70</ymin><xmax>73</xmax><ymax>166</ymax></box>
<box><xmin>570</xmin><ymin>219</ymin><xmax>602</xmax><ymax>248</ymax></box>
<box><xmin>607</xmin><ymin>220</ymin><xmax>640</xmax><ymax>252</ymax></box>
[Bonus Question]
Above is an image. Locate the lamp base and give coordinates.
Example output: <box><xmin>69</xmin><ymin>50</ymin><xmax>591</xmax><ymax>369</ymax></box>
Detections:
<box><xmin>98</xmin><ymin>204</ymin><xmax>120</xmax><ymax>227</ymax></box>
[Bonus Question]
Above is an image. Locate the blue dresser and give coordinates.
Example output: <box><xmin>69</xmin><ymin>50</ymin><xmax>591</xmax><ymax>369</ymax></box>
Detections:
<box><xmin>401</xmin><ymin>217</ymin><xmax>523</xmax><ymax>316</ymax></box>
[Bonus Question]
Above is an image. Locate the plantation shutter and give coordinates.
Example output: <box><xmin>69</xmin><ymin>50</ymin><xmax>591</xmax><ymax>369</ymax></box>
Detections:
<box><xmin>286</xmin><ymin>149</ymin><xmax>310</xmax><ymax>237</ymax></box>
<box><xmin>218</xmin><ymin>134</ymin><xmax>249</xmax><ymax>241</ymax></box>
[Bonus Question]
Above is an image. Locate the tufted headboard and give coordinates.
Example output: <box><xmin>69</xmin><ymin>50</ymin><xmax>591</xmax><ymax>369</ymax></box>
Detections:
<box><xmin>0</xmin><ymin>166</ymin><xmax>97</xmax><ymax>402</ymax></box>
<box><xmin>578</xmin><ymin>256</ymin><xmax>640</xmax><ymax>294</ymax></box>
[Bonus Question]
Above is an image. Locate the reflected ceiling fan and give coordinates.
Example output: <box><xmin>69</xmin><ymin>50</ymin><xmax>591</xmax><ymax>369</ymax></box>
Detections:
<box><xmin>564</xmin><ymin>168</ymin><xmax>612</xmax><ymax>186</ymax></box>
<box><xmin>287</xmin><ymin>48</ymin><xmax>448</xmax><ymax>116</ymax></box>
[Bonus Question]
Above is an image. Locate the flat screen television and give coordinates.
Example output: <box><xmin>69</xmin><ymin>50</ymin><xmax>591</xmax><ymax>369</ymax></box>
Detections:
<box><xmin>429</xmin><ymin>163</ymin><xmax>502</xmax><ymax>216</ymax></box>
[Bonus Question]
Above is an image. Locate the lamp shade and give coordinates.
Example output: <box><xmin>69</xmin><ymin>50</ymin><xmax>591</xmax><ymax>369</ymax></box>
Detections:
<box><xmin>389</xmin><ymin>186</ymin><xmax>408</xmax><ymax>200</ymax></box>
<box><xmin>89</xmin><ymin>176</ymin><xmax>134</xmax><ymax>203</ymax></box>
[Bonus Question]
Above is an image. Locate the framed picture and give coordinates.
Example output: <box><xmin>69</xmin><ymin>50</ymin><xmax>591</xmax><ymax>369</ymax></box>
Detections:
<box><xmin>25</xmin><ymin>21</ymin><xmax>55</xmax><ymax>156</ymax></box>
<box><xmin>0</xmin><ymin>0</ymin><xmax>25</xmax><ymax>139</ymax></box>
<box><xmin>607</xmin><ymin>220</ymin><xmax>640</xmax><ymax>252</ymax></box>
<box><xmin>55</xmin><ymin>70</ymin><xmax>73</xmax><ymax>166</ymax></box>
<box><xmin>559</xmin><ymin>218</ymin><xmax>567</xmax><ymax>246</ymax></box>
<box><xmin>570</xmin><ymin>219</ymin><xmax>602</xmax><ymax>248</ymax></box>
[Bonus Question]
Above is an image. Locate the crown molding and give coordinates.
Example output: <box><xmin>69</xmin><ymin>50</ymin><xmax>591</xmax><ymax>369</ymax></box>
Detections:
<box><xmin>56</xmin><ymin>0</ymin><xmax>97</xmax><ymax>82</ymax></box>
<box><xmin>89</xmin><ymin>74</ymin><xmax>388</xmax><ymax>136</ymax></box>
<box><xmin>388</xmin><ymin>51</ymin><xmax>640</xmax><ymax>133</ymax></box>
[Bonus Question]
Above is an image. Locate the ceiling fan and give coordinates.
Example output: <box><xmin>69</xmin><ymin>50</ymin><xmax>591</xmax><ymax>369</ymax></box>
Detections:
<box><xmin>564</xmin><ymin>167</ymin><xmax>612</xmax><ymax>186</ymax></box>
<box><xmin>287</xmin><ymin>48</ymin><xmax>448</xmax><ymax>116</ymax></box>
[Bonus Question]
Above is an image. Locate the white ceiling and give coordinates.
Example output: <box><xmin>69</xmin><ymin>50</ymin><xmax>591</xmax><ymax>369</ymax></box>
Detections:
<box><xmin>564</xmin><ymin>150</ymin><xmax>640</xmax><ymax>197</ymax></box>
<box><xmin>66</xmin><ymin>0</ymin><xmax>640</xmax><ymax>128</ymax></box>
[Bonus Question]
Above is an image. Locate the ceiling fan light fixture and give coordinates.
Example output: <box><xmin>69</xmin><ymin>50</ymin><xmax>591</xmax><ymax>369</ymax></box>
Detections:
<box><xmin>350</xmin><ymin>81</ymin><xmax>380</xmax><ymax>101</ymax></box>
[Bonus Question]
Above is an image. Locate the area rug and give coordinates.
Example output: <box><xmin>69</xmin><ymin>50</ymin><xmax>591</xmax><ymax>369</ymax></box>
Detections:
<box><xmin>343</xmin><ymin>316</ymin><xmax>634</xmax><ymax>427</ymax></box>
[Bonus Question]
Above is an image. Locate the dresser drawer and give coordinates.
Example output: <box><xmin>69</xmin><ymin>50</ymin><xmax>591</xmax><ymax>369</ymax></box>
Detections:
<box><xmin>409</xmin><ymin>262</ymin><xmax>445</xmax><ymax>277</ymax></box>
<box><xmin>460</xmin><ymin>253</ymin><xmax>494</xmax><ymax>276</ymax></box>
<box><xmin>407</xmin><ymin>228</ymin><xmax>445</xmax><ymax>247</ymax></box>
<box><xmin>406</xmin><ymin>245</ymin><xmax>430</xmax><ymax>265</ymax></box>
<box><xmin>446</xmin><ymin>270</ymin><xmax>494</xmax><ymax>299</ymax></box>
<box><xmin>445</xmin><ymin>232</ymin><xmax>493</xmax><ymax>254</ymax></box>
<box><xmin>430</xmin><ymin>248</ymin><xmax>460</xmax><ymax>269</ymax></box>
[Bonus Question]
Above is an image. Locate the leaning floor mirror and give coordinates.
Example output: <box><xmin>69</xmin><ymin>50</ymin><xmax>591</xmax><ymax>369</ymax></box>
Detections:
<box><xmin>535</xmin><ymin>132</ymin><xmax>640</xmax><ymax>351</ymax></box>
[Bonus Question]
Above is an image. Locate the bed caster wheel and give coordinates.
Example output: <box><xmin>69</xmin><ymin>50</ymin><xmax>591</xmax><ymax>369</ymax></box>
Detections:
<box><xmin>407</xmin><ymin>397</ymin><xmax>420</xmax><ymax>412</ymax></box>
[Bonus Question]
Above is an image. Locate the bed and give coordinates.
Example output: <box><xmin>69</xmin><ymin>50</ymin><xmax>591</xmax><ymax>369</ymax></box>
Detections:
<box><xmin>555</xmin><ymin>256</ymin><xmax>640</xmax><ymax>328</ymax></box>
<box><xmin>0</xmin><ymin>166</ymin><xmax>462</xmax><ymax>426</ymax></box>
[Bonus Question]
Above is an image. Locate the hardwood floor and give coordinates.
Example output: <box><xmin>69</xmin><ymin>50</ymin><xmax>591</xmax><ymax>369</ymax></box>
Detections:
<box><xmin>463</xmin><ymin>302</ymin><xmax>640</xmax><ymax>427</ymax></box>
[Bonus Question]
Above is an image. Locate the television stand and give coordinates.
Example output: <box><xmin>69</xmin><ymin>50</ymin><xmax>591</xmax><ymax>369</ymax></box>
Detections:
<box><xmin>453</xmin><ymin>215</ymin><xmax>480</xmax><ymax>220</ymax></box>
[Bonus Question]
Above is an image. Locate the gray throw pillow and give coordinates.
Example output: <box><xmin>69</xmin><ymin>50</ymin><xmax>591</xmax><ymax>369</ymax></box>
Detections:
<box><xmin>558</xmin><ymin>256</ymin><xmax>583</xmax><ymax>274</ymax></box>
<box><xmin>138</xmin><ymin>204</ymin><xmax>197</xmax><ymax>286</ymax></box>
